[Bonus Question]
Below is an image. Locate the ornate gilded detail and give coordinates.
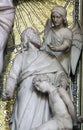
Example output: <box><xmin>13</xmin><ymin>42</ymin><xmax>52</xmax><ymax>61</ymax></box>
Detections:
<box><xmin>0</xmin><ymin>0</ymin><xmax>80</xmax><ymax>130</ymax></box>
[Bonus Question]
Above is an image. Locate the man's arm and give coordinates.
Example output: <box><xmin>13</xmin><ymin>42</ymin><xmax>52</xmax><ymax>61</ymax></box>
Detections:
<box><xmin>2</xmin><ymin>54</ymin><xmax>22</xmax><ymax>100</ymax></box>
<box><xmin>58</xmin><ymin>87</ymin><xmax>77</xmax><ymax>125</ymax></box>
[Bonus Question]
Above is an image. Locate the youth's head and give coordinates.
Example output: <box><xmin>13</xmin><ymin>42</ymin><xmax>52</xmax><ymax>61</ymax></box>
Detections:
<box><xmin>21</xmin><ymin>27</ymin><xmax>41</xmax><ymax>49</ymax></box>
<box><xmin>51</xmin><ymin>6</ymin><xmax>68</xmax><ymax>28</ymax></box>
<box><xmin>33</xmin><ymin>75</ymin><xmax>51</xmax><ymax>93</ymax></box>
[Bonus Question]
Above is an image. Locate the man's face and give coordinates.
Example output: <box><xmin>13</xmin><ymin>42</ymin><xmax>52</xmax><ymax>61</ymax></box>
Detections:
<box><xmin>51</xmin><ymin>12</ymin><xmax>63</xmax><ymax>27</ymax></box>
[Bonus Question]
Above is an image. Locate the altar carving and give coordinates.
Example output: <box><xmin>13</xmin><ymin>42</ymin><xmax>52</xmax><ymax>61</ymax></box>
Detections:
<box><xmin>2</xmin><ymin>5</ymin><xmax>82</xmax><ymax>129</ymax></box>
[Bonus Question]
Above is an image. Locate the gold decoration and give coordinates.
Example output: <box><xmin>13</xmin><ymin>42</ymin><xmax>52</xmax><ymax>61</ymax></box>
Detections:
<box><xmin>0</xmin><ymin>0</ymin><xmax>73</xmax><ymax>130</ymax></box>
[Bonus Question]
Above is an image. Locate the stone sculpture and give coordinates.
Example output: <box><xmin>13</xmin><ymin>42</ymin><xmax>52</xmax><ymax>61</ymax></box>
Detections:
<box><xmin>0</xmin><ymin>0</ymin><xmax>15</xmax><ymax>74</ymax></box>
<box><xmin>32</xmin><ymin>74</ymin><xmax>77</xmax><ymax>130</ymax></box>
<box><xmin>2</xmin><ymin>4</ymin><xmax>83</xmax><ymax>130</ymax></box>
<box><xmin>2</xmin><ymin>27</ymin><xmax>68</xmax><ymax>130</ymax></box>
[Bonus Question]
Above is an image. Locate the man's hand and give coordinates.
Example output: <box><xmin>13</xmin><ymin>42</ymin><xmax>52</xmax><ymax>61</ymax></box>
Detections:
<box><xmin>2</xmin><ymin>92</ymin><xmax>11</xmax><ymax>101</ymax></box>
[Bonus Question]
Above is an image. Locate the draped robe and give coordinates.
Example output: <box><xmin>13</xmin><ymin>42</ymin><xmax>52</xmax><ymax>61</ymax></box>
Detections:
<box><xmin>0</xmin><ymin>0</ymin><xmax>15</xmax><ymax>43</ymax></box>
<box><xmin>43</xmin><ymin>27</ymin><xmax>72</xmax><ymax>75</ymax></box>
<box><xmin>6</xmin><ymin>48</ymin><xmax>65</xmax><ymax>130</ymax></box>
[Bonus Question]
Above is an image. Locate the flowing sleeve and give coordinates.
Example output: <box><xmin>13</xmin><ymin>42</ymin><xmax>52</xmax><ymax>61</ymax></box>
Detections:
<box><xmin>5</xmin><ymin>54</ymin><xmax>23</xmax><ymax>98</ymax></box>
<box><xmin>63</xmin><ymin>28</ymin><xmax>72</xmax><ymax>48</ymax></box>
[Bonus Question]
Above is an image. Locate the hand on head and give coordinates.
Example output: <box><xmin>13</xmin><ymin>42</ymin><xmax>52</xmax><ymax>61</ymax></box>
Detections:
<box><xmin>32</xmin><ymin>75</ymin><xmax>51</xmax><ymax>93</ymax></box>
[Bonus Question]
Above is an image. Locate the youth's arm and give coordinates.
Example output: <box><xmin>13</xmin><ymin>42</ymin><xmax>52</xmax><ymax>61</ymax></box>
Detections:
<box><xmin>58</xmin><ymin>87</ymin><xmax>77</xmax><ymax>125</ymax></box>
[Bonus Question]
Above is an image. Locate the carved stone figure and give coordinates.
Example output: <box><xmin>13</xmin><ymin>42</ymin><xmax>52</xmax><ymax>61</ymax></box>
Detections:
<box><xmin>42</xmin><ymin>5</ymin><xmax>72</xmax><ymax>75</ymax></box>
<box><xmin>2</xmin><ymin>3</ymin><xmax>82</xmax><ymax>130</ymax></box>
<box><xmin>0</xmin><ymin>0</ymin><xmax>15</xmax><ymax>74</ymax></box>
<box><xmin>32</xmin><ymin>74</ymin><xmax>77</xmax><ymax>130</ymax></box>
<box><xmin>2</xmin><ymin>27</ymin><xmax>68</xmax><ymax>130</ymax></box>
<box><xmin>42</xmin><ymin>5</ymin><xmax>83</xmax><ymax>75</ymax></box>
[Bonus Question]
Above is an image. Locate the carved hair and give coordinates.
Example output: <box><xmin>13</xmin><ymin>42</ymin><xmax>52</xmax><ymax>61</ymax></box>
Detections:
<box><xmin>33</xmin><ymin>74</ymin><xmax>50</xmax><ymax>85</ymax></box>
<box><xmin>51</xmin><ymin>5</ymin><xmax>68</xmax><ymax>27</ymax></box>
<box><xmin>21</xmin><ymin>27</ymin><xmax>41</xmax><ymax>47</ymax></box>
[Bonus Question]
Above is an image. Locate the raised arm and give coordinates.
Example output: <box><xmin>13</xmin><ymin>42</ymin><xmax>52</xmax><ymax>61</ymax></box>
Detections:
<box><xmin>58</xmin><ymin>87</ymin><xmax>77</xmax><ymax>125</ymax></box>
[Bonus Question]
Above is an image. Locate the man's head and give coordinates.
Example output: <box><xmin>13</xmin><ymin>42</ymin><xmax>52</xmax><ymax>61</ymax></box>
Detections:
<box><xmin>33</xmin><ymin>75</ymin><xmax>51</xmax><ymax>93</ymax></box>
<box><xmin>21</xmin><ymin>27</ymin><xmax>41</xmax><ymax>49</ymax></box>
